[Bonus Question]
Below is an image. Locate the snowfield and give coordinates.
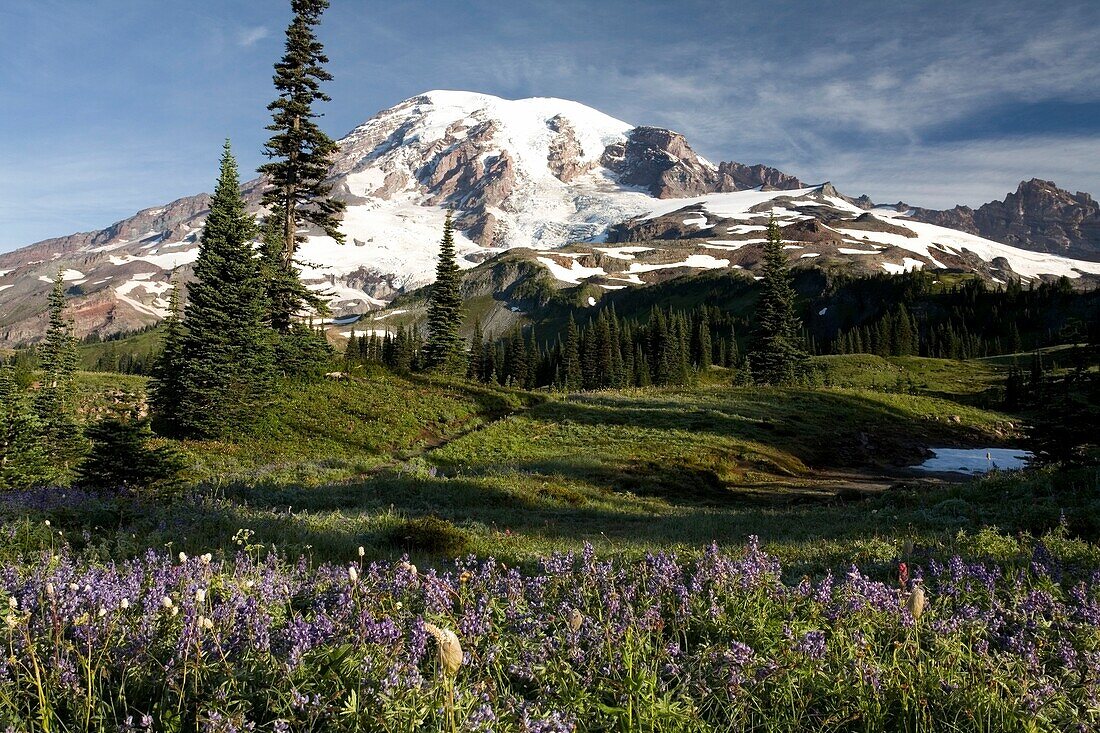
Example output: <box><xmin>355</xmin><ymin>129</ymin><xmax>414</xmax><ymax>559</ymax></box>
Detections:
<box><xmin>2</xmin><ymin>90</ymin><xmax>1099</xmax><ymax>340</ymax></box>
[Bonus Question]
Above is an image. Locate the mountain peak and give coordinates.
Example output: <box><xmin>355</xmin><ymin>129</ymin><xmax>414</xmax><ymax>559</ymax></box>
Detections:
<box><xmin>4</xmin><ymin>91</ymin><xmax>1097</xmax><ymax>345</ymax></box>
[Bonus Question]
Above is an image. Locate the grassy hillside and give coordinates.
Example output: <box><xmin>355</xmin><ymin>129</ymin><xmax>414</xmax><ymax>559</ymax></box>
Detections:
<box><xmin>25</xmin><ymin>356</ymin><xmax>1060</xmax><ymax>580</ymax></box>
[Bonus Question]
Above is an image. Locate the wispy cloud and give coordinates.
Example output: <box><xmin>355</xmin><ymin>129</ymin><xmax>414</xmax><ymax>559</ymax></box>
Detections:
<box><xmin>237</xmin><ymin>25</ymin><xmax>269</xmax><ymax>48</ymax></box>
<box><xmin>3</xmin><ymin>0</ymin><xmax>1100</xmax><ymax>250</ymax></box>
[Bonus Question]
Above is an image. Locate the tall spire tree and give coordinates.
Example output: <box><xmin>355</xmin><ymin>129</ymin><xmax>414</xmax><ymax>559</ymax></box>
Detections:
<box><xmin>34</xmin><ymin>271</ymin><xmax>85</xmax><ymax>473</ymax></box>
<box><xmin>562</xmin><ymin>315</ymin><xmax>582</xmax><ymax>391</ymax></box>
<box><xmin>172</xmin><ymin>141</ymin><xmax>274</xmax><ymax>438</ymax></box>
<box><xmin>148</xmin><ymin>278</ymin><xmax>186</xmax><ymax>436</ymax></box>
<box><xmin>258</xmin><ymin>0</ymin><xmax>345</xmax><ymax>333</ymax></box>
<box><xmin>0</xmin><ymin>362</ymin><xmax>50</xmax><ymax>489</ymax></box>
<box><xmin>422</xmin><ymin>211</ymin><xmax>465</xmax><ymax>373</ymax></box>
<box><xmin>749</xmin><ymin>218</ymin><xmax>808</xmax><ymax>385</ymax></box>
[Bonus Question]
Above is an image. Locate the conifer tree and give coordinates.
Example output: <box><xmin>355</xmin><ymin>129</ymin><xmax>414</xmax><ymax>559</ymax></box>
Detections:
<box><xmin>148</xmin><ymin>280</ymin><xmax>186</xmax><ymax>435</ymax></box>
<box><xmin>467</xmin><ymin>319</ymin><xmax>485</xmax><ymax>381</ymax></box>
<box><xmin>77</xmin><ymin>410</ymin><xmax>186</xmax><ymax>495</ymax></box>
<box><xmin>619</xmin><ymin>323</ymin><xmax>635</xmax><ymax>387</ymax></box>
<box><xmin>423</xmin><ymin>212</ymin><xmax>465</xmax><ymax>373</ymax></box>
<box><xmin>693</xmin><ymin>308</ymin><xmax>713</xmax><ymax>369</ymax></box>
<box><xmin>526</xmin><ymin>330</ymin><xmax>539</xmax><ymax>388</ymax></box>
<box><xmin>259</xmin><ymin>0</ymin><xmax>345</xmax><ymax>332</ymax></box>
<box><xmin>172</xmin><ymin>141</ymin><xmax>273</xmax><ymax>438</ymax></box>
<box><xmin>34</xmin><ymin>271</ymin><xmax>85</xmax><ymax>472</ymax></box>
<box><xmin>594</xmin><ymin>313</ymin><xmax>614</xmax><ymax>388</ymax></box>
<box><xmin>562</xmin><ymin>315</ymin><xmax>582</xmax><ymax>390</ymax></box>
<box><xmin>749</xmin><ymin>218</ymin><xmax>808</xmax><ymax>385</ymax></box>
<box><xmin>0</xmin><ymin>362</ymin><xmax>50</xmax><ymax>489</ymax></box>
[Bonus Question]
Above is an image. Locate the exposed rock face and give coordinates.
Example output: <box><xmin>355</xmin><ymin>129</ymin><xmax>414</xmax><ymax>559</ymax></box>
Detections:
<box><xmin>598</xmin><ymin>132</ymin><xmax>802</xmax><ymax>199</ymax></box>
<box><xmin>341</xmin><ymin>268</ymin><xmax>401</xmax><ymax>302</ymax></box>
<box><xmin>600</xmin><ymin>127</ymin><xmax>719</xmax><ymax>198</ymax></box>
<box><xmin>908</xmin><ymin>179</ymin><xmax>1100</xmax><ymax>261</ymax></box>
<box><xmin>715</xmin><ymin>162</ymin><xmax>802</xmax><ymax>191</ymax></box>
<box><xmin>546</xmin><ymin>115</ymin><xmax>596</xmax><ymax>183</ymax></box>
<box><xmin>5</xmin><ymin>91</ymin><xmax>1099</xmax><ymax>345</ymax></box>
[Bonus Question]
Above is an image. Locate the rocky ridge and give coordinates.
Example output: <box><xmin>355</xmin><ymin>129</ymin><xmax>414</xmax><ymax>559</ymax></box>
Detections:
<box><xmin>1</xmin><ymin>91</ymin><xmax>1098</xmax><ymax>344</ymax></box>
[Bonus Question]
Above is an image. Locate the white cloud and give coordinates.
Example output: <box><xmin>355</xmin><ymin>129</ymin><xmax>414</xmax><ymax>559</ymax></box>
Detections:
<box><xmin>237</xmin><ymin>26</ymin><xmax>269</xmax><ymax>48</ymax></box>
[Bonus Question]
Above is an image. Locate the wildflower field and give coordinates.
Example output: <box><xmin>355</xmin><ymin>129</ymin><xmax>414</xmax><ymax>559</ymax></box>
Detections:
<box><xmin>2</xmin><ymin>534</ymin><xmax>1098</xmax><ymax>732</ymax></box>
<box><xmin>1</xmin><ymin>365</ymin><xmax>1094</xmax><ymax>731</ymax></box>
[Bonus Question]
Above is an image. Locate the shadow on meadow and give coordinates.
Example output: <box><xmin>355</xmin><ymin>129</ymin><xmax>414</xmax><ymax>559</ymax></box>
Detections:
<box><xmin>540</xmin><ymin>388</ymin><xmax>1011</xmax><ymax>464</ymax></box>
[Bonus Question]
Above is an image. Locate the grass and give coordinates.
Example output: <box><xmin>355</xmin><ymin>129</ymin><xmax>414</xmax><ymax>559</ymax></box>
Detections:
<box><xmin>77</xmin><ymin>328</ymin><xmax>164</xmax><ymax>371</ymax></box>
<box><xmin>173</xmin><ymin>370</ymin><xmax>542</xmax><ymax>483</ymax></box>
<box><xmin>812</xmin><ymin>354</ymin><xmax>1006</xmax><ymax>404</ymax></box>
<box><xmin>27</xmin><ymin>356</ymin><xmax>1059</xmax><ymax>581</ymax></box>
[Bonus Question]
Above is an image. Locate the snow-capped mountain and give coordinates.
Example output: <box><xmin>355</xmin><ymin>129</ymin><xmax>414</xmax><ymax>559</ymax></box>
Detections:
<box><xmin>1</xmin><ymin>90</ymin><xmax>1098</xmax><ymax>344</ymax></box>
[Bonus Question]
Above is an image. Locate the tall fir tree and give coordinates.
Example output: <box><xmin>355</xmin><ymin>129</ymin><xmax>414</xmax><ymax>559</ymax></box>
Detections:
<box><xmin>422</xmin><ymin>211</ymin><xmax>465</xmax><ymax>373</ymax></box>
<box><xmin>148</xmin><ymin>280</ymin><xmax>186</xmax><ymax>435</ymax></box>
<box><xmin>171</xmin><ymin>141</ymin><xmax>274</xmax><ymax>438</ymax></box>
<box><xmin>467</xmin><ymin>319</ymin><xmax>486</xmax><ymax>381</ymax></box>
<box><xmin>77</xmin><ymin>410</ymin><xmax>186</xmax><ymax>495</ymax></box>
<box><xmin>0</xmin><ymin>362</ymin><xmax>50</xmax><ymax>489</ymax></box>
<box><xmin>34</xmin><ymin>271</ymin><xmax>85</xmax><ymax>473</ymax></box>
<box><xmin>749</xmin><ymin>218</ymin><xmax>808</xmax><ymax>385</ymax></box>
<box><xmin>562</xmin><ymin>315</ymin><xmax>582</xmax><ymax>390</ymax></box>
<box><xmin>258</xmin><ymin>0</ymin><xmax>345</xmax><ymax>332</ymax></box>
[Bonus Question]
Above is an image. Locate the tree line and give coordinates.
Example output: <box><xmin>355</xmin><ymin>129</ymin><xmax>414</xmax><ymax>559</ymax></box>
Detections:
<box><xmin>347</xmin><ymin>218</ymin><xmax>810</xmax><ymax>389</ymax></box>
<box><xmin>822</xmin><ymin>275</ymin><xmax>1097</xmax><ymax>359</ymax></box>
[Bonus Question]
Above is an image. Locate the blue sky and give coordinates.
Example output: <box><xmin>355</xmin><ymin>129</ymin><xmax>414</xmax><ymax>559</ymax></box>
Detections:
<box><xmin>2</xmin><ymin>0</ymin><xmax>1099</xmax><ymax>251</ymax></box>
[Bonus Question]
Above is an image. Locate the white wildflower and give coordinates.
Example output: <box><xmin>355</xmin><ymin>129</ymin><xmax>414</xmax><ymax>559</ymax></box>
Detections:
<box><xmin>423</xmin><ymin>621</ymin><xmax>463</xmax><ymax>676</ymax></box>
<box><xmin>907</xmin><ymin>584</ymin><xmax>926</xmax><ymax>621</ymax></box>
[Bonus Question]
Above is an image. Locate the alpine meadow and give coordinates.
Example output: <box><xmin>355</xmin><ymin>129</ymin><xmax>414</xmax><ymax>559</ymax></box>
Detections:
<box><xmin>1</xmin><ymin>1</ymin><xmax>1100</xmax><ymax>731</ymax></box>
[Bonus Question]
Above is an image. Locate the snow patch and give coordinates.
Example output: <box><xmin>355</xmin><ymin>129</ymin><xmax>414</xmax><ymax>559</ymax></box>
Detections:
<box><xmin>881</xmin><ymin>258</ymin><xmax>925</xmax><ymax>274</ymax></box>
<box><xmin>625</xmin><ymin>254</ymin><xmax>729</xmax><ymax>274</ymax></box>
<box><xmin>536</xmin><ymin>256</ymin><xmax>606</xmax><ymax>284</ymax></box>
<box><xmin>109</xmin><ymin>249</ymin><xmax>200</xmax><ymax>269</ymax></box>
<box><xmin>593</xmin><ymin>246</ymin><xmax>655</xmax><ymax>260</ymax></box>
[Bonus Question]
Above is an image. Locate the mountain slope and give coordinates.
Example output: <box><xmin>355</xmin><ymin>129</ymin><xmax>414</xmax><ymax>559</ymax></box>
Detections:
<box><xmin>906</xmin><ymin>179</ymin><xmax>1100</xmax><ymax>261</ymax></box>
<box><xmin>2</xmin><ymin>90</ymin><xmax>1098</xmax><ymax>345</ymax></box>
